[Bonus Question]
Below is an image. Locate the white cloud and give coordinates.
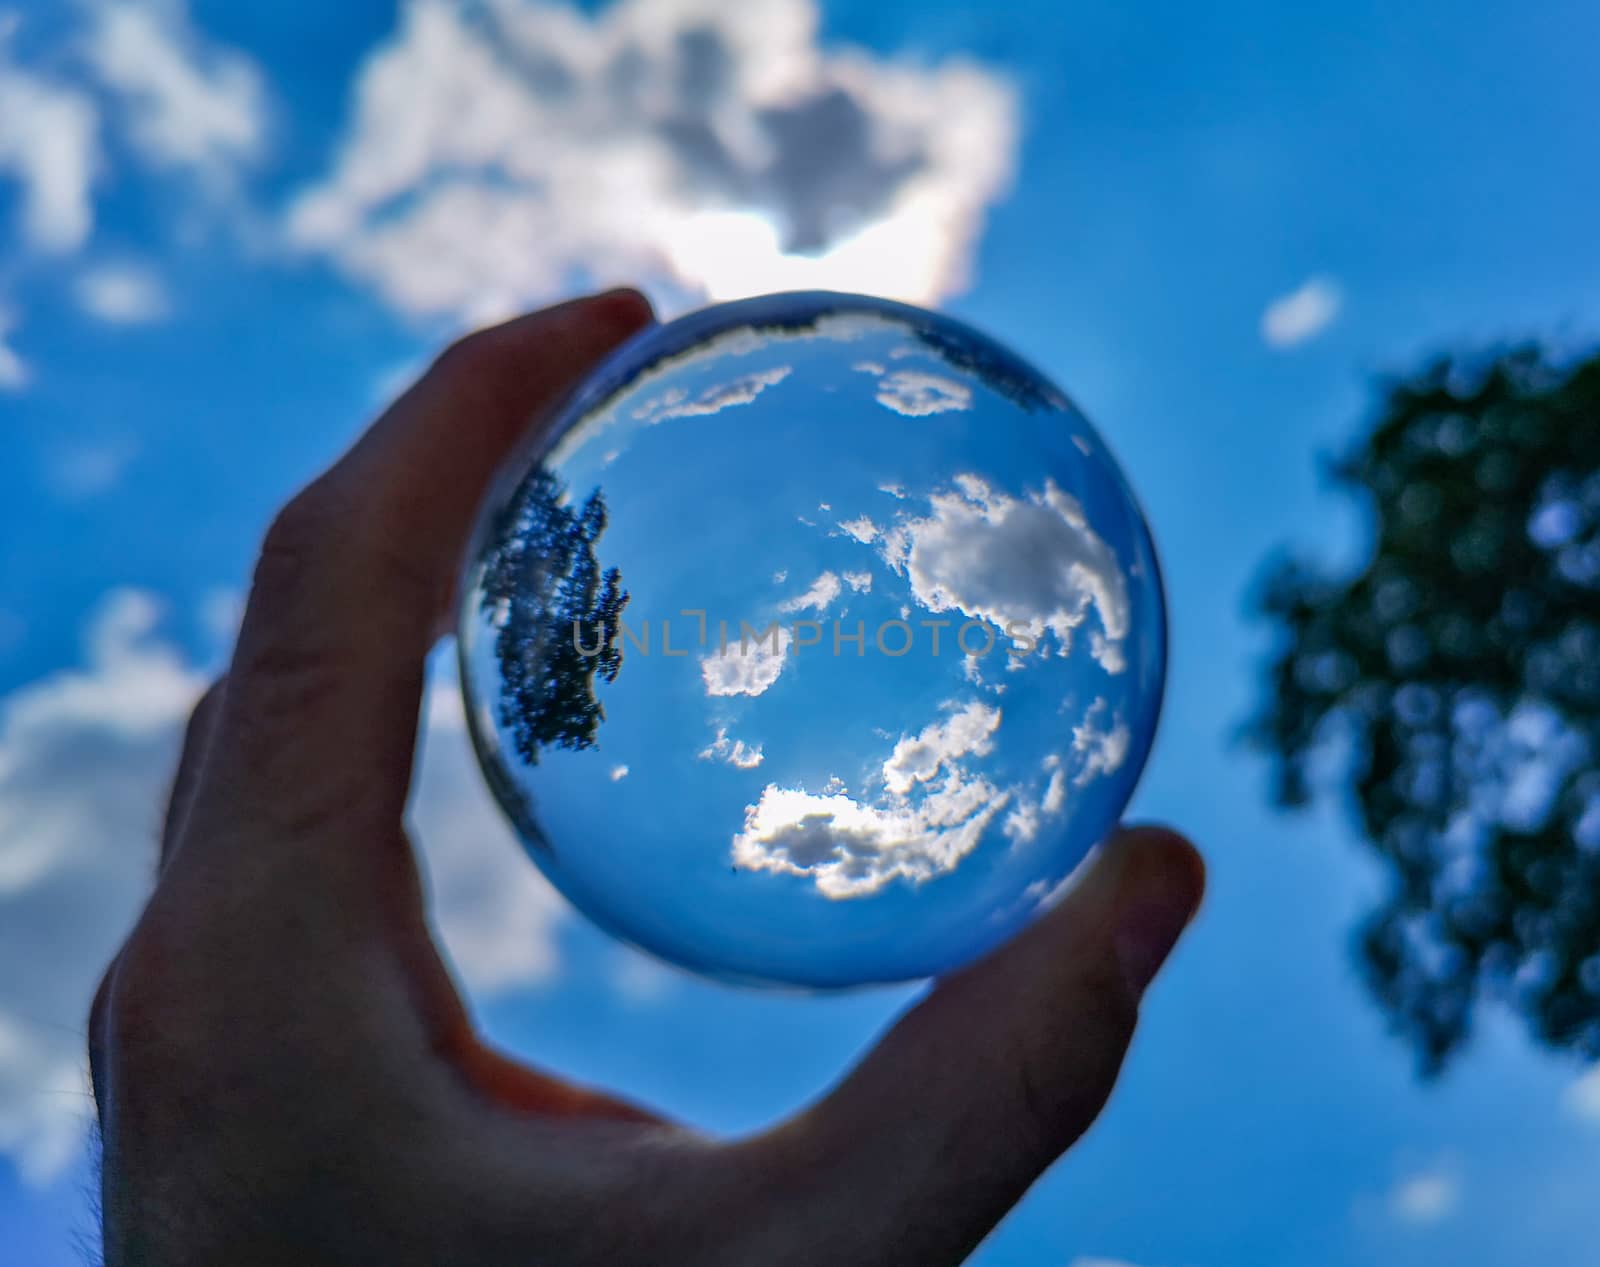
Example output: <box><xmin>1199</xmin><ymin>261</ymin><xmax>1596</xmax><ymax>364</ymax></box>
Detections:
<box><xmin>881</xmin><ymin>700</ymin><xmax>1000</xmax><ymax>796</ymax></box>
<box><xmin>778</xmin><ymin>570</ymin><xmax>842</xmax><ymax>615</ymax></box>
<box><xmin>85</xmin><ymin>0</ymin><xmax>268</xmax><ymax>184</ymax></box>
<box><xmin>733</xmin><ymin>767</ymin><xmax>1007</xmax><ymax>900</ymax></box>
<box><xmin>609</xmin><ymin>763</ymin><xmax>630</xmax><ymax>781</ymax></box>
<box><xmin>841</xmin><ymin>570</ymin><xmax>872</xmax><ymax>593</ymax></box>
<box><xmin>734</xmin><ymin>699</ymin><xmax>1009</xmax><ymax>898</ymax></box>
<box><xmin>0</xmin><ymin>37</ymin><xmax>99</xmax><ymax>253</ymax></box>
<box><xmin>76</xmin><ymin>262</ymin><xmax>171</xmax><ymax>324</ymax></box>
<box><xmin>871</xmin><ymin>368</ymin><xmax>972</xmax><ymax>416</ymax></box>
<box><xmin>1072</xmin><ymin>700</ymin><xmax>1130</xmax><ymax>787</ymax></box>
<box><xmin>700</xmin><ymin>625</ymin><xmax>792</xmax><ymax>697</ymax></box>
<box><xmin>0</xmin><ymin>593</ymin><xmax>204</xmax><ymax>1184</ymax></box>
<box><xmin>0</xmin><ymin>594</ymin><xmax>568</xmax><ymax>1185</ymax></box>
<box><xmin>1566</xmin><ymin>1065</ymin><xmax>1600</xmax><ymax>1123</ymax></box>
<box><xmin>1261</xmin><ymin>275</ymin><xmax>1342</xmax><ymax>348</ymax></box>
<box><xmin>879</xmin><ymin>474</ymin><xmax>1131</xmax><ymax>673</ymax></box>
<box><xmin>287</xmin><ymin>0</ymin><xmax>1017</xmax><ymax>321</ymax></box>
<box><xmin>1004</xmin><ymin>754</ymin><xmax>1069</xmax><ymax>846</ymax></box>
<box><xmin>609</xmin><ymin>946</ymin><xmax>680</xmax><ymax>1004</ymax></box>
<box><xmin>1042</xmin><ymin>760</ymin><xmax>1067</xmax><ymax>813</ymax></box>
<box><xmin>1002</xmin><ymin>798</ymin><xmax>1038</xmax><ymax>846</ymax></box>
<box><xmin>699</xmin><ymin>726</ymin><xmax>764</xmax><ymax>769</ymax></box>
<box><xmin>0</xmin><ymin>304</ymin><xmax>28</xmax><ymax>391</ymax></box>
<box><xmin>43</xmin><ymin>438</ymin><xmax>138</xmax><ymax>501</ymax></box>
<box><xmin>838</xmin><ymin>514</ymin><xmax>879</xmax><ymax>543</ymax></box>
<box><xmin>631</xmin><ymin>364</ymin><xmax>792</xmax><ymax>423</ymax></box>
<box><xmin>1389</xmin><ymin>1166</ymin><xmax>1459</xmax><ymax>1225</ymax></box>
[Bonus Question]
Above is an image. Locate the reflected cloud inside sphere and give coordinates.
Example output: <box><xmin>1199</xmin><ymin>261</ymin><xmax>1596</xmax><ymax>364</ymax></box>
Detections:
<box><xmin>459</xmin><ymin>292</ymin><xmax>1165</xmax><ymax>987</ymax></box>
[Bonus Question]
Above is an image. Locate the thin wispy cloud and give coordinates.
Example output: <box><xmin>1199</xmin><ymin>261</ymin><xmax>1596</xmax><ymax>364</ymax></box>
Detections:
<box><xmin>1070</xmin><ymin>1259</ymin><xmax>1152</xmax><ymax>1267</ymax></box>
<box><xmin>1261</xmin><ymin>275</ymin><xmax>1343</xmax><ymax>348</ymax></box>
<box><xmin>76</xmin><ymin>263</ymin><xmax>171</xmax><ymax>324</ymax></box>
<box><xmin>1565</xmin><ymin>1065</ymin><xmax>1600</xmax><ymax>1123</ymax></box>
<box><xmin>43</xmin><ymin>437</ymin><xmax>138</xmax><ymax>501</ymax></box>
<box><xmin>699</xmin><ymin>726</ymin><xmax>765</xmax><ymax>770</ymax></box>
<box><xmin>1388</xmin><ymin>1165</ymin><xmax>1460</xmax><ymax>1225</ymax></box>
<box><xmin>779</xmin><ymin>570</ymin><xmax>843</xmax><ymax>615</ymax></box>
<box><xmin>0</xmin><ymin>303</ymin><xmax>28</xmax><ymax>391</ymax></box>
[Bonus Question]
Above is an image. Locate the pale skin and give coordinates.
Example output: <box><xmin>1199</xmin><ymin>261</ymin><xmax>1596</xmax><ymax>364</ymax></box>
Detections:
<box><xmin>88</xmin><ymin>289</ymin><xmax>1207</xmax><ymax>1266</ymax></box>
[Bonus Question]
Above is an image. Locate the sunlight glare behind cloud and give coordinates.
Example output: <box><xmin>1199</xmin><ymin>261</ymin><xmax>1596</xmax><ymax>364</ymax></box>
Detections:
<box><xmin>287</xmin><ymin>0</ymin><xmax>1018</xmax><ymax>320</ymax></box>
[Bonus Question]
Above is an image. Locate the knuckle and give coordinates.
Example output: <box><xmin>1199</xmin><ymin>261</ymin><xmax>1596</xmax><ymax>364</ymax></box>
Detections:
<box><xmin>431</xmin><ymin>328</ymin><xmax>505</xmax><ymax>397</ymax></box>
<box><xmin>92</xmin><ymin>918</ymin><xmax>186</xmax><ymax>1078</ymax></box>
<box><xmin>256</xmin><ymin>481</ymin><xmax>341</xmax><ymax>590</ymax></box>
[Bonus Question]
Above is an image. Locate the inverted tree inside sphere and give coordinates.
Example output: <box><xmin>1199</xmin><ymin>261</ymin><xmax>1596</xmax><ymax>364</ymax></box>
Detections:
<box><xmin>459</xmin><ymin>292</ymin><xmax>1166</xmax><ymax>987</ymax></box>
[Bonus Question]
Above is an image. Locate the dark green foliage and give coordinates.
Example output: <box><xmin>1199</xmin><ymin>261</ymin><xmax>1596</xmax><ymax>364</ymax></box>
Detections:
<box><xmin>1250</xmin><ymin>346</ymin><xmax>1600</xmax><ymax>1073</ymax></box>
<box><xmin>477</xmin><ymin>467</ymin><xmax>627</xmax><ymax>765</ymax></box>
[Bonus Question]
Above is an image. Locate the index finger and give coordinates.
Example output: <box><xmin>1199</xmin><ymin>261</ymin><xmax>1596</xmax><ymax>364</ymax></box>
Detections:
<box><xmin>208</xmin><ymin>289</ymin><xmax>654</xmax><ymax>831</ymax></box>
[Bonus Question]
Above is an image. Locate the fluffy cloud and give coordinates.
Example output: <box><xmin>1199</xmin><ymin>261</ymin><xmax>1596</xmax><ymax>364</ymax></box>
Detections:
<box><xmin>699</xmin><ymin>725</ymin><xmax>765</xmax><ymax>769</ymax></box>
<box><xmin>0</xmin><ymin>593</ymin><xmax>569</xmax><ymax>1185</ymax></box>
<box><xmin>733</xmin><ymin>767</ymin><xmax>1007</xmax><ymax>900</ymax></box>
<box><xmin>733</xmin><ymin>699</ymin><xmax>1008</xmax><ymax>898</ymax></box>
<box><xmin>881</xmin><ymin>700</ymin><xmax>999</xmax><ymax>796</ymax></box>
<box><xmin>871</xmin><ymin>368</ymin><xmax>973</xmax><ymax>417</ymax></box>
<box><xmin>76</xmin><ymin>262</ymin><xmax>171</xmax><ymax>324</ymax></box>
<box><xmin>841</xmin><ymin>570</ymin><xmax>872</xmax><ymax>593</ymax></box>
<box><xmin>85</xmin><ymin>0</ymin><xmax>268</xmax><ymax>183</ymax></box>
<box><xmin>1261</xmin><ymin>275</ymin><xmax>1342</xmax><ymax>348</ymax></box>
<box><xmin>0</xmin><ymin>32</ymin><xmax>98</xmax><ymax>253</ymax></box>
<box><xmin>878</xmin><ymin>474</ymin><xmax>1131</xmax><ymax>673</ymax></box>
<box><xmin>287</xmin><ymin>0</ymin><xmax>1017</xmax><ymax>321</ymax></box>
<box><xmin>1388</xmin><ymin>1166</ymin><xmax>1459</xmax><ymax>1225</ymax></box>
<box><xmin>700</xmin><ymin>624</ymin><xmax>792</xmax><ymax>697</ymax></box>
<box><xmin>778</xmin><ymin>570</ymin><xmax>842</xmax><ymax>615</ymax></box>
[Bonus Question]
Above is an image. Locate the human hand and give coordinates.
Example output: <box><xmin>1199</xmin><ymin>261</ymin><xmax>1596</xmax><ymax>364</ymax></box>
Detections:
<box><xmin>89</xmin><ymin>289</ymin><xmax>1205</xmax><ymax>1266</ymax></box>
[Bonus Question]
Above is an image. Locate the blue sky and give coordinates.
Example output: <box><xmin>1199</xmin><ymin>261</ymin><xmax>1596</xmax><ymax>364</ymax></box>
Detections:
<box><xmin>2</xmin><ymin>1</ymin><xmax>1599</xmax><ymax>1263</ymax></box>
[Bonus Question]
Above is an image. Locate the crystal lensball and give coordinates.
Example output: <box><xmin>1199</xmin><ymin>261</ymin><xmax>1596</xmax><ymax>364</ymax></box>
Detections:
<box><xmin>458</xmin><ymin>291</ymin><xmax>1165</xmax><ymax>988</ymax></box>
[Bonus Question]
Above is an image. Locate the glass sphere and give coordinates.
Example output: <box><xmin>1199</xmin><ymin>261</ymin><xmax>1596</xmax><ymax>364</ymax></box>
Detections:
<box><xmin>458</xmin><ymin>291</ymin><xmax>1165</xmax><ymax>988</ymax></box>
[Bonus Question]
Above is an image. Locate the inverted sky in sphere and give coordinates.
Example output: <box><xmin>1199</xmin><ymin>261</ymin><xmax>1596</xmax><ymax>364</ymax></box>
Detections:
<box><xmin>461</xmin><ymin>293</ymin><xmax>1165</xmax><ymax>986</ymax></box>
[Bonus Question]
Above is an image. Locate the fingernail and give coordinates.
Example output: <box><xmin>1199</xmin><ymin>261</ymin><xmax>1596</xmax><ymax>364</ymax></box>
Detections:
<box><xmin>1113</xmin><ymin>863</ymin><xmax>1202</xmax><ymax>996</ymax></box>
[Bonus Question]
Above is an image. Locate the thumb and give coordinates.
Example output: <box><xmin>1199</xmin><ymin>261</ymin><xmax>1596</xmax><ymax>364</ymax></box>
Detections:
<box><xmin>744</xmin><ymin>826</ymin><xmax>1204</xmax><ymax>1267</ymax></box>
